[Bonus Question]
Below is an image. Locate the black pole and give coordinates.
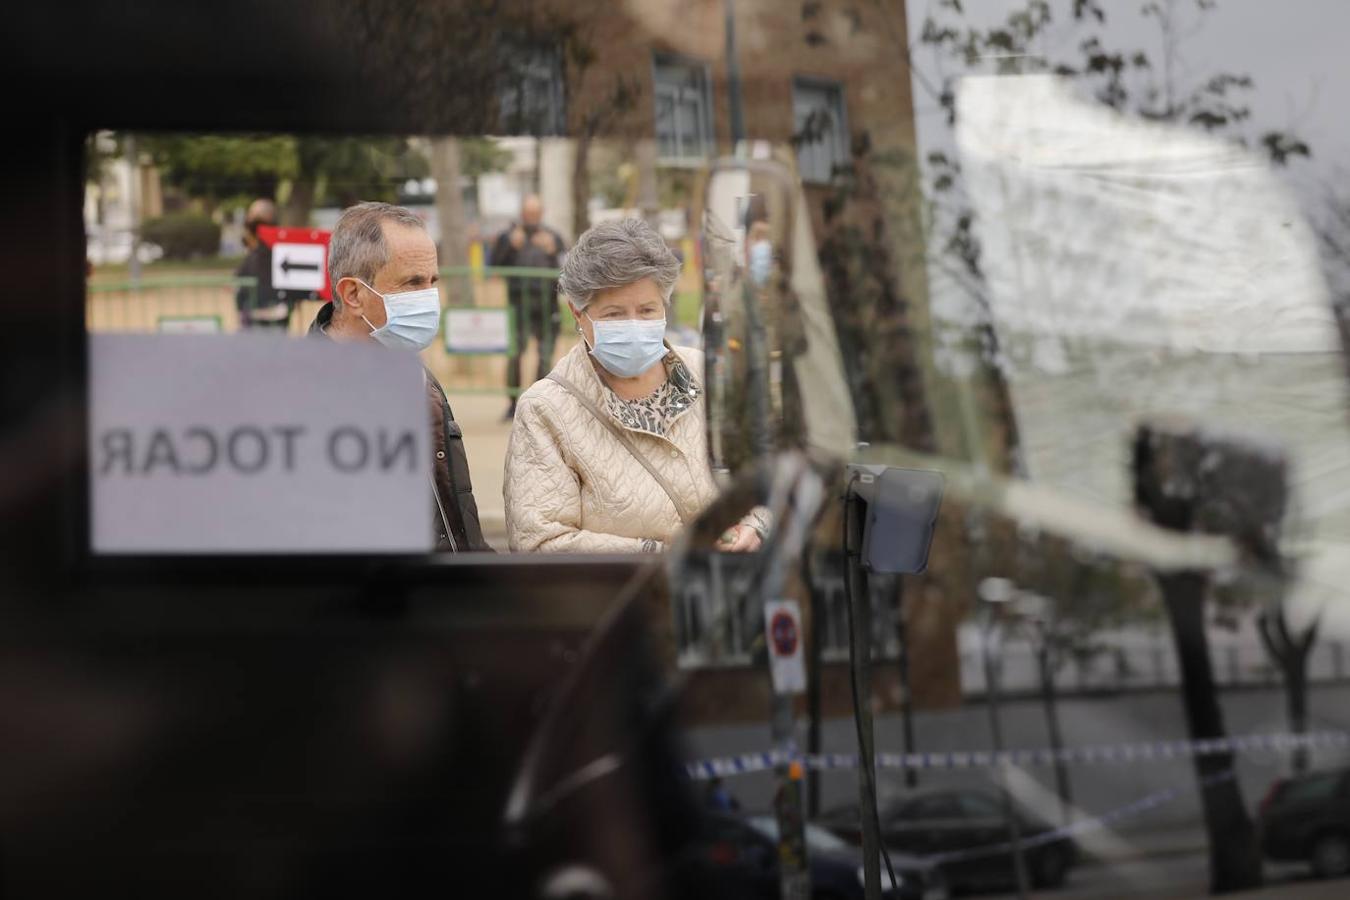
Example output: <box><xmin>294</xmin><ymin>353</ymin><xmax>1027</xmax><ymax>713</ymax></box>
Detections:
<box><xmin>845</xmin><ymin>493</ymin><xmax>883</xmax><ymax>900</ymax></box>
<box><xmin>1037</xmin><ymin>638</ymin><xmax>1072</xmax><ymax>826</ymax></box>
<box><xmin>893</xmin><ymin>576</ymin><xmax>918</xmax><ymax>788</ymax></box>
<box><xmin>982</xmin><ymin>615</ymin><xmax>1029</xmax><ymax>900</ymax></box>
<box><xmin>805</xmin><ymin>550</ymin><xmax>824</xmax><ymax>817</ymax></box>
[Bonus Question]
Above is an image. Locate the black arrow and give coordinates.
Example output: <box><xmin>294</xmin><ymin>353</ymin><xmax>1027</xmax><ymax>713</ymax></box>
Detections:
<box><xmin>279</xmin><ymin>257</ymin><xmax>320</xmax><ymax>273</ymax></box>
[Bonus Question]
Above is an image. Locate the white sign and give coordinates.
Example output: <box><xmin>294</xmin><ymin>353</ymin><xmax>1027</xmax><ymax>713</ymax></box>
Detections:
<box><xmin>90</xmin><ymin>334</ymin><xmax>432</xmax><ymax>554</ymax></box>
<box><xmin>444</xmin><ymin>308</ymin><xmax>511</xmax><ymax>354</ymax></box>
<box><xmin>764</xmin><ymin>600</ymin><xmax>807</xmax><ymax>695</ymax></box>
<box><xmin>271</xmin><ymin>242</ymin><xmax>326</xmax><ymax>292</ymax></box>
<box><xmin>158</xmin><ymin>315</ymin><xmax>221</xmax><ymax>334</ymax></box>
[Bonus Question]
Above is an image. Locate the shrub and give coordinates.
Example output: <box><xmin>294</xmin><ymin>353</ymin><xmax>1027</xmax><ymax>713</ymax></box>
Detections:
<box><xmin>140</xmin><ymin>213</ymin><xmax>221</xmax><ymax>260</ymax></box>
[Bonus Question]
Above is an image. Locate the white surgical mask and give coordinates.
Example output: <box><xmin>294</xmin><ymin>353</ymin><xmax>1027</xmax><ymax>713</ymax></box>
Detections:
<box><xmin>748</xmin><ymin>240</ymin><xmax>774</xmax><ymax>287</ymax></box>
<box><xmin>583</xmin><ymin>312</ymin><xmax>668</xmax><ymax>378</ymax></box>
<box><xmin>352</xmin><ymin>279</ymin><xmax>441</xmax><ymax>352</ymax></box>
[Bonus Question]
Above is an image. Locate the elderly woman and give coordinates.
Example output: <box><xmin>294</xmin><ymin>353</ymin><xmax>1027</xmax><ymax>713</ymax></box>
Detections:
<box><xmin>504</xmin><ymin>218</ymin><xmax>766</xmax><ymax>553</ymax></box>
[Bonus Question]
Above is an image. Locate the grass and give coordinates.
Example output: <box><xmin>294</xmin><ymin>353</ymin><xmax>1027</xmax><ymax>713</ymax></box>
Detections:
<box><xmin>88</xmin><ymin>255</ymin><xmax>242</xmax><ymax>285</ymax></box>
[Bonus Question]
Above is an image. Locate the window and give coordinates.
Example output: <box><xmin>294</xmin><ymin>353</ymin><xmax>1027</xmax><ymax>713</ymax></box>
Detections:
<box><xmin>1276</xmin><ymin>773</ymin><xmax>1343</xmax><ymax>806</ymax></box>
<box><xmin>792</xmin><ymin>77</ymin><xmax>848</xmax><ymax>183</ymax></box>
<box><xmin>653</xmin><ymin>55</ymin><xmax>714</xmax><ymax>162</ymax></box>
<box><xmin>499</xmin><ymin>40</ymin><xmax>566</xmax><ymax>136</ymax></box>
<box><xmin>899</xmin><ymin>794</ymin><xmax>962</xmax><ymax>820</ymax></box>
<box><xmin>956</xmin><ymin>791</ymin><xmax>1005</xmax><ymax>820</ymax></box>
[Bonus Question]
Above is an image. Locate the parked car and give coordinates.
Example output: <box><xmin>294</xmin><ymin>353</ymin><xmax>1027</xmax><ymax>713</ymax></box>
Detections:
<box><xmin>1258</xmin><ymin>767</ymin><xmax>1350</xmax><ymax>878</ymax></box>
<box><xmin>673</xmin><ymin>811</ymin><xmax>947</xmax><ymax>900</ymax></box>
<box><xmin>818</xmin><ymin>787</ymin><xmax>1078</xmax><ymax>893</ymax></box>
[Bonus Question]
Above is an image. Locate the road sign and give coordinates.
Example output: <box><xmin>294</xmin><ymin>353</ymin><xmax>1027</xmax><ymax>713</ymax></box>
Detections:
<box><xmin>257</xmin><ymin>225</ymin><xmax>331</xmax><ymax>299</ymax></box>
<box><xmin>765</xmin><ymin>600</ymin><xmax>806</xmax><ymax>695</ymax></box>
<box><xmin>272</xmin><ymin>241</ymin><xmax>326</xmax><ymax>293</ymax></box>
<box><xmin>444</xmin><ymin>307</ymin><xmax>513</xmax><ymax>354</ymax></box>
<box><xmin>90</xmin><ymin>334</ymin><xmax>432</xmax><ymax>554</ymax></box>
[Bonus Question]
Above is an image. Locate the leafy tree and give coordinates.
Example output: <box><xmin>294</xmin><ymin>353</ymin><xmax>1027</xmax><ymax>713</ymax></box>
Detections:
<box><xmin>131</xmin><ymin>133</ymin><xmax>429</xmax><ymax>225</ymax></box>
<box><xmin>136</xmin><ymin>133</ymin><xmax>297</xmax><ymax>214</ymax></box>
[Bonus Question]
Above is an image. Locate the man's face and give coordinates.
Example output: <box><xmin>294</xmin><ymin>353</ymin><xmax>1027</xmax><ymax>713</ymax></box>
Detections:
<box><xmin>521</xmin><ymin>196</ymin><xmax>543</xmax><ymax>228</ymax></box>
<box><xmin>361</xmin><ymin>222</ymin><xmax>439</xmax><ymax>330</ymax></box>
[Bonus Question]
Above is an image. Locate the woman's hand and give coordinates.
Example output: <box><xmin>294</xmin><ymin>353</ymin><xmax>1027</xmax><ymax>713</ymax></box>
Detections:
<box><xmin>718</xmin><ymin>525</ymin><xmax>762</xmax><ymax>553</ymax></box>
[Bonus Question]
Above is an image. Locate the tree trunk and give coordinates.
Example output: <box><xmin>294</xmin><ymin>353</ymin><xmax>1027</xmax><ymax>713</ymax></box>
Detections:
<box><xmin>282</xmin><ymin>178</ymin><xmax>315</xmax><ymax>228</ymax></box>
<box><xmin>1257</xmin><ymin>609</ymin><xmax>1318</xmax><ymax>775</ymax></box>
<box><xmin>572</xmin><ymin>132</ymin><xmax>593</xmax><ymax>242</ymax></box>
<box><xmin>1289</xmin><ymin>664</ymin><xmax>1309</xmax><ymax>774</ymax></box>
<box><xmin>431</xmin><ymin>137</ymin><xmax>469</xmax><ymax>304</ymax></box>
<box><xmin>1160</xmin><ymin>571</ymin><xmax>1264</xmax><ymax>894</ymax></box>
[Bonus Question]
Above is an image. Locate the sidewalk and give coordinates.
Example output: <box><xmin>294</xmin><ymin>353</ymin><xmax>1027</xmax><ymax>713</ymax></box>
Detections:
<box><xmin>447</xmin><ymin>391</ymin><xmax>514</xmax><ymax>549</ymax></box>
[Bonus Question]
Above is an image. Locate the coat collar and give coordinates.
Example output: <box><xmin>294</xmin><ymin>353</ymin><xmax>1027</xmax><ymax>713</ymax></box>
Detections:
<box><xmin>555</xmin><ymin>341</ymin><xmax>702</xmax><ymax>434</ymax></box>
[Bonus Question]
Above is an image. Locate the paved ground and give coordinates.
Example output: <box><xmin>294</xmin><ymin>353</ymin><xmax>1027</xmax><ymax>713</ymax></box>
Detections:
<box><xmin>447</xmin><ymin>391</ymin><xmax>516</xmax><ymax>549</ymax></box>
<box><xmin>981</xmin><ymin>854</ymin><xmax>1342</xmax><ymax>899</ymax></box>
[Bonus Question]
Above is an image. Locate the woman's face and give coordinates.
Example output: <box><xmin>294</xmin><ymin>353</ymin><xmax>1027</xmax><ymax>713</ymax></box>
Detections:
<box><xmin>571</xmin><ymin>277</ymin><xmax>666</xmax><ymax>348</ymax></box>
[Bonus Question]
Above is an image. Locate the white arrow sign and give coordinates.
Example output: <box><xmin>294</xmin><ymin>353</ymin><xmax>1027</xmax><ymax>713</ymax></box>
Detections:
<box><xmin>272</xmin><ymin>242</ymin><xmax>326</xmax><ymax>292</ymax></box>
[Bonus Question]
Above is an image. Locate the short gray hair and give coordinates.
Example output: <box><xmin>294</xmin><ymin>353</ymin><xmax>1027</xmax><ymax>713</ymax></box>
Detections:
<box><xmin>328</xmin><ymin>202</ymin><xmax>427</xmax><ymax>312</ymax></box>
<box><xmin>558</xmin><ymin>218</ymin><xmax>680</xmax><ymax>309</ymax></box>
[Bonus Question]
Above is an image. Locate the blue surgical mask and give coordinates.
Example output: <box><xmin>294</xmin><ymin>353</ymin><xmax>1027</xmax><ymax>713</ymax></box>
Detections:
<box><xmin>748</xmin><ymin>240</ymin><xmax>774</xmax><ymax>287</ymax></box>
<box><xmin>353</xmin><ymin>279</ymin><xmax>441</xmax><ymax>352</ymax></box>
<box><xmin>584</xmin><ymin>313</ymin><xmax>668</xmax><ymax>378</ymax></box>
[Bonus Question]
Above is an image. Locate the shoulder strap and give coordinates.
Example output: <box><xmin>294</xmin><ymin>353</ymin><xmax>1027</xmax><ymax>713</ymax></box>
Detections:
<box><xmin>547</xmin><ymin>372</ymin><xmax>696</xmax><ymax>525</ymax></box>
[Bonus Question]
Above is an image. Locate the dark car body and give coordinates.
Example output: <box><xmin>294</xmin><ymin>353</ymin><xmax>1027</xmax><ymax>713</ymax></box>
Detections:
<box><xmin>673</xmin><ymin>811</ymin><xmax>945</xmax><ymax>900</ymax></box>
<box><xmin>1258</xmin><ymin>767</ymin><xmax>1350</xmax><ymax>878</ymax></box>
<box><xmin>819</xmin><ymin>787</ymin><xmax>1078</xmax><ymax>892</ymax></box>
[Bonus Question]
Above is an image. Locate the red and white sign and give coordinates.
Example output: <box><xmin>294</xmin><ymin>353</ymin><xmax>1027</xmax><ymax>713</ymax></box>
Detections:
<box><xmin>765</xmin><ymin>600</ymin><xmax>806</xmax><ymax>695</ymax></box>
<box><xmin>257</xmin><ymin>226</ymin><xmax>332</xmax><ymax>300</ymax></box>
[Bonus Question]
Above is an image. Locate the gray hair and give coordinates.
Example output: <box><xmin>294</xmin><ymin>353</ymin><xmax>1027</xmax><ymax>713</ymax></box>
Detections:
<box><xmin>557</xmin><ymin>218</ymin><xmax>680</xmax><ymax>309</ymax></box>
<box><xmin>328</xmin><ymin>202</ymin><xmax>427</xmax><ymax>313</ymax></box>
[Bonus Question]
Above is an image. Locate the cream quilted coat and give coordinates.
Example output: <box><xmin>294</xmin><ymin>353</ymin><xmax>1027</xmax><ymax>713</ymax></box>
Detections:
<box><xmin>505</xmin><ymin>342</ymin><xmax>742</xmax><ymax>552</ymax></box>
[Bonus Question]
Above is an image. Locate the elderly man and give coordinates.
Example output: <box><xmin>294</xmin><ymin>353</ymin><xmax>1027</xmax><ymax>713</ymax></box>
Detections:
<box><xmin>490</xmin><ymin>194</ymin><xmax>567</xmax><ymax>419</ymax></box>
<box><xmin>308</xmin><ymin>201</ymin><xmax>491</xmax><ymax>552</ymax></box>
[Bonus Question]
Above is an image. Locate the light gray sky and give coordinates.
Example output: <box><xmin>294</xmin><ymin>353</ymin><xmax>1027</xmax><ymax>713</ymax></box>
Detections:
<box><xmin>902</xmin><ymin>0</ymin><xmax>1350</xmax><ymax>196</ymax></box>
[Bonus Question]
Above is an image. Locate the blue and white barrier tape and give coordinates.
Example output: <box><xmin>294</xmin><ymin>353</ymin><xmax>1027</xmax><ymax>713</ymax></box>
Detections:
<box><xmin>685</xmin><ymin>730</ymin><xmax>1350</xmax><ymax>781</ymax></box>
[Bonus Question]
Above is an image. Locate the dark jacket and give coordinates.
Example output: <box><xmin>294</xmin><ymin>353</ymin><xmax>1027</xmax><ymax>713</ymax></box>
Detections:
<box><xmin>235</xmin><ymin>240</ymin><xmax>304</xmax><ymax>318</ymax></box>
<box><xmin>308</xmin><ymin>302</ymin><xmax>491</xmax><ymax>552</ymax></box>
<box><xmin>489</xmin><ymin>223</ymin><xmax>566</xmax><ymax>307</ymax></box>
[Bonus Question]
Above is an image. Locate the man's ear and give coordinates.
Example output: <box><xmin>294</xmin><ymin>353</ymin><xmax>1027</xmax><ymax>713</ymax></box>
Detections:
<box><xmin>334</xmin><ymin>277</ymin><xmax>362</xmax><ymax>315</ymax></box>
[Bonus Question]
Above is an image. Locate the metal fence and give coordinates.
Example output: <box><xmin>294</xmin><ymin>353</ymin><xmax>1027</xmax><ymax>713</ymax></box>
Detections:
<box><xmin>86</xmin><ymin>275</ymin><xmax>260</xmax><ymax>333</ymax></box>
<box><xmin>673</xmin><ymin>554</ymin><xmax>904</xmax><ymax>669</ymax></box>
<box><xmin>673</xmin><ymin>571</ymin><xmax>1350</xmax><ymax>697</ymax></box>
<box><xmin>85</xmin><ymin>266</ymin><xmax>702</xmax><ymax>397</ymax></box>
<box><xmin>960</xmin><ymin>634</ymin><xmax>1350</xmax><ymax>697</ymax></box>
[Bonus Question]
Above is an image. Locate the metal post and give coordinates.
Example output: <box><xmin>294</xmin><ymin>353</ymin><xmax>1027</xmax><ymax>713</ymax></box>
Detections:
<box><xmin>892</xmin><ymin>576</ymin><xmax>918</xmax><ymax>788</ymax></box>
<box><xmin>845</xmin><ymin>494</ymin><xmax>883</xmax><ymax>900</ymax></box>
<box><xmin>806</xmin><ymin>552</ymin><xmax>824</xmax><ymax>818</ymax></box>
<box><xmin>124</xmin><ymin>134</ymin><xmax>141</xmax><ymax>286</ymax></box>
<box><xmin>982</xmin><ymin>611</ymin><xmax>1030</xmax><ymax>900</ymax></box>
<box><xmin>1037</xmin><ymin>635</ymin><xmax>1072</xmax><ymax>826</ymax></box>
<box><xmin>769</xmin><ymin>689</ymin><xmax>809</xmax><ymax>900</ymax></box>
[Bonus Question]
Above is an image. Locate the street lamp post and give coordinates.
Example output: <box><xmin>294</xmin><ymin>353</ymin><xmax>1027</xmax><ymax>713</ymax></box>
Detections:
<box><xmin>1020</xmin><ymin>594</ymin><xmax>1073</xmax><ymax>828</ymax></box>
<box><xmin>978</xmin><ymin>577</ymin><xmax>1030</xmax><ymax>900</ymax></box>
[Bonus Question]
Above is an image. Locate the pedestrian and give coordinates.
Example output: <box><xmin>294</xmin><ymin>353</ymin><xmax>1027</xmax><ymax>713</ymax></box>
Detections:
<box><xmin>235</xmin><ymin>199</ymin><xmax>300</xmax><ymax>330</ymax></box>
<box><xmin>490</xmin><ymin>194</ymin><xmax>567</xmax><ymax>419</ymax></box>
<box><xmin>308</xmin><ymin>201</ymin><xmax>492</xmax><ymax>552</ymax></box>
<box><xmin>503</xmin><ymin>218</ymin><xmax>767</xmax><ymax>553</ymax></box>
